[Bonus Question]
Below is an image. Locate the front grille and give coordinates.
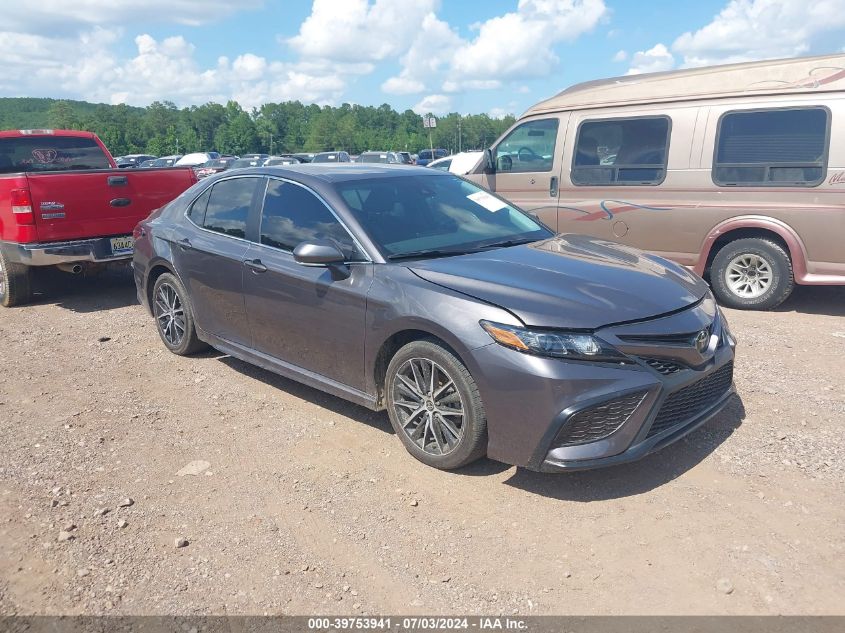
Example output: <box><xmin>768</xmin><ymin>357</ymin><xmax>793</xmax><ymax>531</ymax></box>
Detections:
<box><xmin>553</xmin><ymin>391</ymin><xmax>647</xmax><ymax>447</ymax></box>
<box><xmin>646</xmin><ymin>362</ymin><xmax>734</xmax><ymax>438</ymax></box>
<box><xmin>642</xmin><ymin>357</ymin><xmax>686</xmax><ymax>375</ymax></box>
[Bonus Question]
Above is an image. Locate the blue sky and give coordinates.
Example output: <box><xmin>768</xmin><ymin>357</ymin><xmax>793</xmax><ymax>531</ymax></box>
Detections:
<box><xmin>2</xmin><ymin>0</ymin><xmax>844</xmax><ymax>117</ymax></box>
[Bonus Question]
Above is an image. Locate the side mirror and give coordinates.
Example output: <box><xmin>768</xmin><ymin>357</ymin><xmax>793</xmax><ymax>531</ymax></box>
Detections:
<box><xmin>484</xmin><ymin>148</ymin><xmax>495</xmax><ymax>173</ymax></box>
<box><xmin>293</xmin><ymin>239</ymin><xmax>345</xmax><ymax>266</ymax></box>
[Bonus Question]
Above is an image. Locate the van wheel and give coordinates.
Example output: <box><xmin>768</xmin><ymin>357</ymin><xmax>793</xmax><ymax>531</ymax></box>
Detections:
<box><xmin>0</xmin><ymin>251</ymin><xmax>32</xmax><ymax>307</ymax></box>
<box><xmin>711</xmin><ymin>238</ymin><xmax>793</xmax><ymax>310</ymax></box>
<box><xmin>385</xmin><ymin>339</ymin><xmax>487</xmax><ymax>470</ymax></box>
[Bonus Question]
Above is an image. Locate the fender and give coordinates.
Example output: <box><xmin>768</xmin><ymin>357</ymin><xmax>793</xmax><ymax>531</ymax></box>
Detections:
<box><xmin>695</xmin><ymin>215</ymin><xmax>809</xmax><ymax>281</ymax></box>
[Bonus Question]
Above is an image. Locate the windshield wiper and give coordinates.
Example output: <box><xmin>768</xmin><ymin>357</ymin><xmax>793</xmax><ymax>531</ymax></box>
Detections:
<box><xmin>475</xmin><ymin>237</ymin><xmax>539</xmax><ymax>250</ymax></box>
<box><xmin>386</xmin><ymin>247</ymin><xmax>478</xmax><ymax>261</ymax></box>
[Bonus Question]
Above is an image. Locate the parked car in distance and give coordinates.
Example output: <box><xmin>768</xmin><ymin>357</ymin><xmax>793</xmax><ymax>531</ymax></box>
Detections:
<box><xmin>465</xmin><ymin>53</ymin><xmax>845</xmax><ymax>310</ymax></box>
<box><xmin>312</xmin><ymin>151</ymin><xmax>351</xmax><ymax>163</ymax></box>
<box><xmin>151</xmin><ymin>155</ymin><xmax>183</xmax><ymax>168</ymax></box>
<box><xmin>416</xmin><ymin>148</ymin><xmax>449</xmax><ymax>166</ymax></box>
<box><xmin>397</xmin><ymin>151</ymin><xmax>415</xmax><ymax>165</ymax></box>
<box><xmin>239</xmin><ymin>153</ymin><xmax>269</xmax><ymax>162</ymax></box>
<box><xmin>195</xmin><ymin>157</ymin><xmax>237</xmax><ymax>179</ymax></box>
<box><xmin>357</xmin><ymin>151</ymin><xmax>402</xmax><ymax>164</ymax></box>
<box><xmin>293</xmin><ymin>153</ymin><xmax>316</xmax><ymax>163</ymax></box>
<box><xmin>139</xmin><ymin>159</ymin><xmax>157</xmax><ymax>168</ymax></box>
<box><xmin>428</xmin><ymin>151</ymin><xmax>483</xmax><ymax>175</ymax></box>
<box><xmin>116</xmin><ymin>154</ymin><xmax>157</xmax><ymax>168</ymax></box>
<box><xmin>133</xmin><ymin>164</ymin><xmax>735</xmax><ymax>472</ymax></box>
<box><xmin>175</xmin><ymin>152</ymin><xmax>219</xmax><ymax>167</ymax></box>
<box><xmin>264</xmin><ymin>156</ymin><xmax>303</xmax><ymax>166</ymax></box>
<box><xmin>0</xmin><ymin>129</ymin><xmax>198</xmax><ymax>307</ymax></box>
<box><xmin>229</xmin><ymin>157</ymin><xmax>266</xmax><ymax>169</ymax></box>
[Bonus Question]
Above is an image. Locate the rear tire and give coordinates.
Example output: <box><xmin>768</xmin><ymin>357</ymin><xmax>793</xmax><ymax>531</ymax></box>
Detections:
<box><xmin>151</xmin><ymin>272</ymin><xmax>208</xmax><ymax>355</ymax></box>
<box><xmin>385</xmin><ymin>339</ymin><xmax>487</xmax><ymax>470</ymax></box>
<box><xmin>711</xmin><ymin>238</ymin><xmax>793</xmax><ymax>310</ymax></box>
<box><xmin>0</xmin><ymin>251</ymin><xmax>32</xmax><ymax>307</ymax></box>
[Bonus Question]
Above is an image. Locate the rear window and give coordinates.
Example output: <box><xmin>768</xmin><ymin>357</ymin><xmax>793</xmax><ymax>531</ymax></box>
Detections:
<box><xmin>713</xmin><ymin>107</ymin><xmax>829</xmax><ymax>186</ymax></box>
<box><xmin>201</xmin><ymin>177</ymin><xmax>258</xmax><ymax>238</ymax></box>
<box><xmin>0</xmin><ymin>135</ymin><xmax>111</xmax><ymax>174</ymax></box>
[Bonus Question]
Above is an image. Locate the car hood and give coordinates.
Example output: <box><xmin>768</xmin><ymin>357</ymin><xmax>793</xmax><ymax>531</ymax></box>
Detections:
<box><xmin>408</xmin><ymin>235</ymin><xmax>709</xmax><ymax>329</ymax></box>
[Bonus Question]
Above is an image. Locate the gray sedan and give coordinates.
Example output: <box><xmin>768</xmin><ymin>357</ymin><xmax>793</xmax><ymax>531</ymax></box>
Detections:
<box><xmin>133</xmin><ymin>165</ymin><xmax>736</xmax><ymax>471</ymax></box>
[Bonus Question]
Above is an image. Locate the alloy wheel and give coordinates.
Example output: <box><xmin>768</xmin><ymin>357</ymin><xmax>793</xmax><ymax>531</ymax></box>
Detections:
<box><xmin>391</xmin><ymin>358</ymin><xmax>465</xmax><ymax>456</ymax></box>
<box><xmin>725</xmin><ymin>253</ymin><xmax>773</xmax><ymax>299</ymax></box>
<box><xmin>154</xmin><ymin>282</ymin><xmax>186</xmax><ymax>347</ymax></box>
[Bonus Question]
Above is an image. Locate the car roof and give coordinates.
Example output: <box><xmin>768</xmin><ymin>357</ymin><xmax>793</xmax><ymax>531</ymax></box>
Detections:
<box><xmin>221</xmin><ymin>163</ymin><xmax>446</xmax><ymax>185</ymax></box>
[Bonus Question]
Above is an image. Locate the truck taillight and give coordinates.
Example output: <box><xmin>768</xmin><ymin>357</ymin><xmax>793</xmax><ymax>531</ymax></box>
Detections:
<box><xmin>10</xmin><ymin>188</ymin><xmax>34</xmax><ymax>224</ymax></box>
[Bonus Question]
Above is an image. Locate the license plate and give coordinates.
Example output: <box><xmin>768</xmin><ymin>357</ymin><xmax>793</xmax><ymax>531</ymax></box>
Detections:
<box><xmin>110</xmin><ymin>236</ymin><xmax>134</xmax><ymax>255</ymax></box>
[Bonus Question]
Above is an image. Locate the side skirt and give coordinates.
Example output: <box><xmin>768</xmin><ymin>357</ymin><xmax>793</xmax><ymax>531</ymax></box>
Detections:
<box><xmin>197</xmin><ymin>329</ymin><xmax>380</xmax><ymax>411</ymax></box>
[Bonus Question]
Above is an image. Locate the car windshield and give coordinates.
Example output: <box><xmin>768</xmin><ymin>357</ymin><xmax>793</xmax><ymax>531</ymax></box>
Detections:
<box><xmin>0</xmin><ymin>136</ymin><xmax>111</xmax><ymax>173</ymax></box>
<box><xmin>313</xmin><ymin>153</ymin><xmax>341</xmax><ymax>162</ymax></box>
<box><xmin>336</xmin><ymin>174</ymin><xmax>551</xmax><ymax>259</ymax></box>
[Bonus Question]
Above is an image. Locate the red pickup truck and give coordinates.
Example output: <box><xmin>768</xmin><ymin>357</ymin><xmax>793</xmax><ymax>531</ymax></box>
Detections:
<box><xmin>0</xmin><ymin>129</ymin><xmax>198</xmax><ymax>306</ymax></box>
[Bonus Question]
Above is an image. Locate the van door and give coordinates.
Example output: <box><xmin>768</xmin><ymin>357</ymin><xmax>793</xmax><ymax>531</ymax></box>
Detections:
<box><xmin>557</xmin><ymin>107</ymin><xmax>699</xmax><ymax>253</ymax></box>
<box><xmin>472</xmin><ymin>115</ymin><xmax>568</xmax><ymax>231</ymax></box>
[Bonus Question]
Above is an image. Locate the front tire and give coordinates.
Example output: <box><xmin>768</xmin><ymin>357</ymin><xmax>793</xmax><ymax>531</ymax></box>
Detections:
<box><xmin>0</xmin><ymin>251</ymin><xmax>32</xmax><ymax>308</ymax></box>
<box><xmin>385</xmin><ymin>339</ymin><xmax>487</xmax><ymax>470</ymax></box>
<box><xmin>151</xmin><ymin>272</ymin><xmax>207</xmax><ymax>355</ymax></box>
<box><xmin>711</xmin><ymin>238</ymin><xmax>794</xmax><ymax>310</ymax></box>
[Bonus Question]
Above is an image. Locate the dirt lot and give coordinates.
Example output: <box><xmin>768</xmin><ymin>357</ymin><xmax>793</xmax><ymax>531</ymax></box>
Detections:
<box><xmin>0</xmin><ymin>269</ymin><xmax>843</xmax><ymax>616</ymax></box>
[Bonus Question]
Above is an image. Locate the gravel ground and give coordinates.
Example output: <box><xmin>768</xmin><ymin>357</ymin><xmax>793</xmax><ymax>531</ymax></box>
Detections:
<box><xmin>0</xmin><ymin>268</ymin><xmax>843</xmax><ymax>616</ymax></box>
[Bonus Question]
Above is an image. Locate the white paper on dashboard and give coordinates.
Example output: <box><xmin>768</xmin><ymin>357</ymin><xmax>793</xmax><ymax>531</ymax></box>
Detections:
<box><xmin>466</xmin><ymin>190</ymin><xmax>508</xmax><ymax>212</ymax></box>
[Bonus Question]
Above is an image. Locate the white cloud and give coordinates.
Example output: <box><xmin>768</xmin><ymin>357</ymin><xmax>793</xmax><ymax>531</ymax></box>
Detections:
<box><xmin>626</xmin><ymin>43</ymin><xmax>675</xmax><ymax>75</ymax></box>
<box><xmin>382</xmin><ymin>0</ymin><xmax>606</xmax><ymax>96</ymax></box>
<box><xmin>489</xmin><ymin>107</ymin><xmax>515</xmax><ymax>119</ymax></box>
<box><xmin>412</xmin><ymin>94</ymin><xmax>451</xmax><ymax>115</ymax></box>
<box><xmin>289</xmin><ymin>0</ymin><xmax>437</xmax><ymax>63</ymax></box>
<box><xmin>612</xmin><ymin>49</ymin><xmax>627</xmax><ymax>62</ymax></box>
<box><xmin>450</xmin><ymin>0</ymin><xmax>607</xmax><ymax>82</ymax></box>
<box><xmin>0</xmin><ymin>30</ymin><xmax>346</xmax><ymax>110</ymax></box>
<box><xmin>673</xmin><ymin>0</ymin><xmax>845</xmax><ymax>67</ymax></box>
<box><xmin>381</xmin><ymin>12</ymin><xmax>462</xmax><ymax>95</ymax></box>
<box><xmin>3</xmin><ymin>0</ymin><xmax>263</xmax><ymax>34</ymax></box>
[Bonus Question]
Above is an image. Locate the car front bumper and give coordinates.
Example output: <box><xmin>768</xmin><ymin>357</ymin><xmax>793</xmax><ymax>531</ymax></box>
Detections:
<box><xmin>466</xmin><ymin>298</ymin><xmax>737</xmax><ymax>471</ymax></box>
<box><xmin>0</xmin><ymin>236</ymin><xmax>133</xmax><ymax>266</ymax></box>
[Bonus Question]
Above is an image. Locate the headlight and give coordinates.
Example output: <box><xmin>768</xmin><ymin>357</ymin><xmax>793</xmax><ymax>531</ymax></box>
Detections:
<box><xmin>480</xmin><ymin>320</ymin><xmax>630</xmax><ymax>362</ymax></box>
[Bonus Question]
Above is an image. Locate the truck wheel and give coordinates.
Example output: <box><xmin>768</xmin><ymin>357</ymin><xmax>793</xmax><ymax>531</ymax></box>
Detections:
<box><xmin>711</xmin><ymin>238</ymin><xmax>794</xmax><ymax>310</ymax></box>
<box><xmin>0</xmin><ymin>251</ymin><xmax>32</xmax><ymax>307</ymax></box>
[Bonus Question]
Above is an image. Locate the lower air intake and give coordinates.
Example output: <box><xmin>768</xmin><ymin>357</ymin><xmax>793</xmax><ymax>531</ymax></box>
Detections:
<box><xmin>553</xmin><ymin>391</ymin><xmax>648</xmax><ymax>447</ymax></box>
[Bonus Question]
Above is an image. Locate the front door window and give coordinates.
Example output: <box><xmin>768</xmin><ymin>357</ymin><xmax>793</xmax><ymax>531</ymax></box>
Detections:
<box><xmin>494</xmin><ymin>118</ymin><xmax>559</xmax><ymax>173</ymax></box>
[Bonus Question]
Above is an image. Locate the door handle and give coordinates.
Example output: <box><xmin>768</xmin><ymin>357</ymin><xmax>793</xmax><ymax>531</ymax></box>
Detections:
<box><xmin>110</xmin><ymin>198</ymin><xmax>132</xmax><ymax>207</ymax></box>
<box><xmin>549</xmin><ymin>176</ymin><xmax>558</xmax><ymax>197</ymax></box>
<box><xmin>244</xmin><ymin>258</ymin><xmax>267</xmax><ymax>273</ymax></box>
<box><xmin>108</xmin><ymin>175</ymin><xmax>128</xmax><ymax>186</ymax></box>
<box><xmin>177</xmin><ymin>238</ymin><xmax>192</xmax><ymax>250</ymax></box>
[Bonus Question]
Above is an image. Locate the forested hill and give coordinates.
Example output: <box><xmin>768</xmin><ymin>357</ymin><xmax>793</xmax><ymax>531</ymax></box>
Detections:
<box><xmin>0</xmin><ymin>97</ymin><xmax>515</xmax><ymax>157</ymax></box>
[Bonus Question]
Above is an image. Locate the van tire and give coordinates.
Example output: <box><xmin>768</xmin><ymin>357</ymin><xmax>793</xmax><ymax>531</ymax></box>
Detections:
<box><xmin>0</xmin><ymin>251</ymin><xmax>32</xmax><ymax>308</ymax></box>
<box><xmin>711</xmin><ymin>238</ymin><xmax>793</xmax><ymax>310</ymax></box>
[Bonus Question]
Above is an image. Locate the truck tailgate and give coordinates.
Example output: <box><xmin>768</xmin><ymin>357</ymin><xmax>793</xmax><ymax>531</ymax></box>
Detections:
<box><xmin>26</xmin><ymin>168</ymin><xmax>197</xmax><ymax>242</ymax></box>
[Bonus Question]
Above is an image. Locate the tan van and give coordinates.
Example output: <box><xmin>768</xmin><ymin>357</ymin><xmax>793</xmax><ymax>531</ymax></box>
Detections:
<box><xmin>465</xmin><ymin>54</ymin><xmax>845</xmax><ymax>309</ymax></box>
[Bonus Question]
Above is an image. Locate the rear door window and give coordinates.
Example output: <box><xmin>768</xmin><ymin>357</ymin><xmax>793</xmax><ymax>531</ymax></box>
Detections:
<box><xmin>713</xmin><ymin>107</ymin><xmax>829</xmax><ymax>186</ymax></box>
<box><xmin>201</xmin><ymin>177</ymin><xmax>258</xmax><ymax>239</ymax></box>
<box><xmin>0</xmin><ymin>135</ymin><xmax>111</xmax><ymax>173</ymax></box>
<box><xmin>494</xmin><ymin>118</ymin><xmax>559</xmax><ymax>173</ymax></box>
<box><xmin>571</xmin><ymin>116</ymin><xmax>670</xmax><ymax>185</ymax></box>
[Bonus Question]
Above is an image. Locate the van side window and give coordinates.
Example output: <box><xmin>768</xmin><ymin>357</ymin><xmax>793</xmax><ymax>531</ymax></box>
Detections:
<box><xmin>494</xmin><ymin>118</ymin><xmax>559</xmax><ymax>173</ymax></box>
<box><xmin>713</xmin><ymin>107</ymin><xmax>829</xmax><ymax>186</ymax></box>
<box><xmin>571</xmin><ymin>117</ymin><xmax>670</xmax><ymax>186</ymax></box>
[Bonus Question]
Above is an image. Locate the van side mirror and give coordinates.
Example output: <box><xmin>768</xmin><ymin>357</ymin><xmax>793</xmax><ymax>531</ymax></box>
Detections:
<box><xmin>484</xmin><ymin>148</ymin><xmax>495</xmax><ymax>173</ymax></box>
